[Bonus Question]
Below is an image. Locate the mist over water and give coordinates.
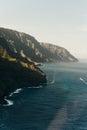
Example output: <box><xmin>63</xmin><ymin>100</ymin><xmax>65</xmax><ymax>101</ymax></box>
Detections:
<box><xmin>0</xmin><ymin>62</ymin><xmax>87</xmax><ymax>130</ymax></box>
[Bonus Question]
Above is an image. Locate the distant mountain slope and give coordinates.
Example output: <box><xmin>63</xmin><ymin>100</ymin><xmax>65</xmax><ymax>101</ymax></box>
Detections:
<box><xmin>0</xmin><ymin>27</ymin><xmax>78</xmax><ymax>63</ymax></box>
<box><xmin>40</xmin><ymin>42</ymin><xmax>78</xmax><ymax>62</ymax></box>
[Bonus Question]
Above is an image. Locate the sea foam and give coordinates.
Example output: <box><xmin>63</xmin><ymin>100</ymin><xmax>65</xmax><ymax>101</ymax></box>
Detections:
<box><xmin>80</xmin><ymin>78</ymin><xmax>87</xmax><ymax>85</ymax></box>
<box><xmin>9</xmin><ymin>88</ymin><xmax>22</xmax><ymax>97</ymax></box>
<box><xmin>3</xmin><ymin>99</ymin><xmax>13</xmax><ymax>106</ymax></box>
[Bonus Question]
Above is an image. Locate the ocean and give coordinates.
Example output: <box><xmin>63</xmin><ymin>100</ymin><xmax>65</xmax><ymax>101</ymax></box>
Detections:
<box><xmin>0</xmin><ymin>62</ymin><xmax>87</xmax><ymax>130</ymax></box>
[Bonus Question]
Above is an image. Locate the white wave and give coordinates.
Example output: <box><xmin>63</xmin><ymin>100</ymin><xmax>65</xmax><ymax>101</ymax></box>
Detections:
<box><xmin>51</xmin><ymin>79</ymin><xmax>55</xmax><ymax>84</ymax></box>
<box><xmin>80</xmin><ymin>78</ymin><xmax>84</xmax><ymax>81</ymax></box>
<box><xmin>3</xmin><ymin>88</ymin><xmax>22</xmax><ymax>106</ymax></box>
<box><xmin>28</xmin><ymin>85</ymin><xmax>43</xmax><ymax>89</ymax></box>
<box><xmin>9</xmin><ymin>88</ymin><xmax>22</xmax><ymax>97</ymax></box>
<box><xmin>9</xmin><ymin>92</ymin><xmax>13</xmax><ymax>97</ymax></box>
<box><xmin>80</xmin><ymin>78</ymin><xmax>87</xmax><ymax>85</ymax></box>
<box><xmin>13</xmin><ymin>88</ymin><xmax>22</xmax><ymax>94</ymax></box>
<box><xmin>3</xmin><ymin>99</ymin><xmax>13</xmax><ymax>106</ymax></box>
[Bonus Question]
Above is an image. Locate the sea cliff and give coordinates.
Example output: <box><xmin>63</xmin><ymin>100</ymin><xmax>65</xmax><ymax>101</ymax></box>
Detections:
<box><xmin>0</xmin><ymin>27</ymin><xmax>78</xmax><ymax>104</ymax></box>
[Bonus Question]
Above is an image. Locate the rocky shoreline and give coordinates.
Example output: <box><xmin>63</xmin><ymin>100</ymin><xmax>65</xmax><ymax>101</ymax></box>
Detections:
<box><xmin>0</xmin><ymin>27</ymin><xmax>78</xmax><ymax>105</ymax></box>
<box><xmin>0</xmin><ymin>57</ymin><xmax>47</xmax><ymax>105</ymax></box>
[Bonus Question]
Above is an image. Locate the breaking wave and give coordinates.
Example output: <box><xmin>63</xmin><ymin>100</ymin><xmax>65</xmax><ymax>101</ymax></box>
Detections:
<box><xmin>80</xmin><ymin>78</ymin><xmax>87</xmax><ymax>85</ymax></box>
<box><xmin>2</xmin><ymin>99</ymin><xmax>13</xmax><ymax>106</ymax></box>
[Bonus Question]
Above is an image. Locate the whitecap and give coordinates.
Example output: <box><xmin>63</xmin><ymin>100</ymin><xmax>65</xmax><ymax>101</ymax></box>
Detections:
<box><xmin>9</xmin><ymin>92</ymin><xmax>13</xmax><ymax>97</ymax></box>
<box><xmin>50</xmin><ymin>79</ymin><xmax>55</xmax><ymax>84</ymax></box>
<box><xmin>80</xmin><ymin>78</ymin><xmax>84</xmax><ymax>81</ymax></box>
<box><xmin>80</xmin><ymin>77</ymin><xmax>87</xmax><ymax>85</ymax></box>
<box><xmin>13</xmin><ymin>88</ymin><xmax>22</xmax><ymax>94</ymax></box>
<box><xmin>28</xmin><ymin>85</ymin><xmax>43</xmax><ymax>89</ymax></box>
<box><xmin>9</xmin><ymin>88</ymin><xmax>22</xmax><ymax>97</ymax></box>
<box><xmin>3</xmin><ymin>99</ymin><xmax>13</xmax><ymax>106</ymax></box>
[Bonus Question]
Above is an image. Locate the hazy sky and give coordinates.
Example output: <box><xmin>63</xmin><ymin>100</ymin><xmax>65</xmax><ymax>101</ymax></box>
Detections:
<box><xmin>0</xmin><ymin>0</ymin><xmax>87</xmax><ymax>59</ymax></box>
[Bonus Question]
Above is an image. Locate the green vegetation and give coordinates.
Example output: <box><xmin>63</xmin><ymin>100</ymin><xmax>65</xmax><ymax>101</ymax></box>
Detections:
<box><xmin>0</xmin><ymin>35</ymin><xmax>47</xmax><ymax>104</ymax></box>
<box><xmin>0</xmin><ymin>27</ymin><xmax>78</xmax><ymax>104</ymax></box>
<box><xmin>0</xmin><ymin>57</ymin><xmax>46</xmax><ymax>102</ymax></box>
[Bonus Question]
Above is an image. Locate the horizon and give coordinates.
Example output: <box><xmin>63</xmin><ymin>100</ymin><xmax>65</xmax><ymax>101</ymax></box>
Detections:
<box><xmin>0</xmin><ymin>0</ymin><xmax>87</xmax><ymax>59</ymax></box>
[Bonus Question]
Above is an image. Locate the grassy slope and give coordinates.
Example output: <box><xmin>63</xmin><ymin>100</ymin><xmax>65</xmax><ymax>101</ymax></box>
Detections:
<box><xmin>0</xmin><ymin>57</ymin><xmax>46</xmax><ymax>100</ymax></box>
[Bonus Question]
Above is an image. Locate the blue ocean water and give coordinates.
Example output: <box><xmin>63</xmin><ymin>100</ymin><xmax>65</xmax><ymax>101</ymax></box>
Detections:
<box><xmin>0</xmin><ymin>62</ymin><xmax>87</xmax><ymax>130</ymax></box>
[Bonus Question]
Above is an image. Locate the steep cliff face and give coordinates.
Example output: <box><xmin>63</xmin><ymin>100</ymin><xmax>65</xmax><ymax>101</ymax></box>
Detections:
<box><xmin>0</xmin><ymin>37</ymin><xmax>46</xmax><ymax>104</ymax></box>
<box><xmin>0</xmin><ymin>57</ymin><xmax>46</xmax><ymax>98</ymax></box>
<box><xmin>0</xmin><ymin>27</ymin><xmax>78</xmax><ymax>104</ymax></box>
<box><xmin>0</xmin><ymin>27</ymin><xmax>78</xmax><ymax>63</ymax></box>
<box><xmin>40</xmin><ymin>42</ymin><xmax>78</xmax><ymax>62</ymax></box>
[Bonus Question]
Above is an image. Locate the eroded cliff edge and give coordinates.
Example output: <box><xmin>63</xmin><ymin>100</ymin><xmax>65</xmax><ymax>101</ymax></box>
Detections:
<box><xmin>0</xmin><ymin>37</ymin><xmax>46</xmax><ymax>104</ymax></box>
<box><xmin>0</xmin><ymin>27</ymin><xmax>78</xmax><ymax>104</ymax></box>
